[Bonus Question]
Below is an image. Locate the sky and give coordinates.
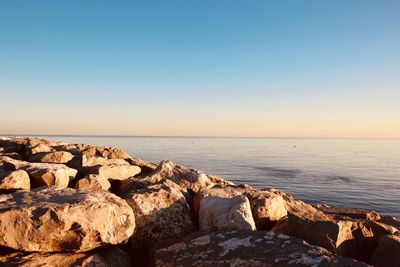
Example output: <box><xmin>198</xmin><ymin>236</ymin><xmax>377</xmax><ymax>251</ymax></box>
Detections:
<box><xmin>0</xmin><ymin>1</ymin><xmax>399</xmax><ymax>138</ymax></box>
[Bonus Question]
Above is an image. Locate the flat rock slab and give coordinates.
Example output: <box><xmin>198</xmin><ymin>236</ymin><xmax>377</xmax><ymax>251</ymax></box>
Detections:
<box><xmin>0</xmin><ymin>247</ymin><xmax>130</xmax><ymax>267</ymax></box>
<box><xmin>0</xmin><ymin>187</ymin><xmax>135</xmax><ymax>252</ymax></box>
<box><xmin>152</xmin><ymin>230</ymin><xmax>368</xmax><ymax>266</ymax></box>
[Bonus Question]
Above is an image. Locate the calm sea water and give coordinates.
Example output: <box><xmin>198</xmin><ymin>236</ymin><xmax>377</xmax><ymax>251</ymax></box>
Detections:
<box><xmin>38</xmin><ymin>136</ymin><xmax>400</xmax><ymax>218</ymax></box>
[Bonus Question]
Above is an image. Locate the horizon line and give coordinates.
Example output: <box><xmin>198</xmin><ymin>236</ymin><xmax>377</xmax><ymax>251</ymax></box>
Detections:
<box><xmin>1</xmin><ymin>133</ymin><xmax>399</xmax><ymax>140</ymax></box>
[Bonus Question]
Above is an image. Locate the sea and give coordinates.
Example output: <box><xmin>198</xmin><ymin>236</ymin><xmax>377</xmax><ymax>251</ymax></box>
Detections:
<box><xmin>20</xmin><ymin>136</ymin><xmax>400</xmax><ymax>218</ymax></box>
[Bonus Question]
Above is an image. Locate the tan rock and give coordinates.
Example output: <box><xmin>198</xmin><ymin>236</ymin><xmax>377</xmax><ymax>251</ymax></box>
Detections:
<box><xmin>141</xmin><ymin>160</ymin><xmax>215</xmax><ymax>193</ymax></box>
<box><xmin>199</xmin><ymin>195</ymin><xmax>256</xmax><ymax>231</ymax></box>
<box><xmin>0</xmin><ymin>169</ymin><xmax>30</xmax><ymax>191</ymax></box>
<box><xmin>26</xmin><ymin>143</ymin><xmax>54</xmax><ymax>155</ymax></box>
<box><xmin>152</xmin><ymin>230</ymin><xmax>368</xmax><ymax>267</ymax></box>
<box><xmin>1</xmin><ymin>157</ymin><xmax>77</xmax><ymax>188</ymax></box>
<box><xmin>75</xmin><ymin>174</ymin><xmax>111</xmax><ymax>191</ymax></box>
<box><xmin>315</xmin><ymin>204</ymin><xmax>381</xmax><ymax>220</ymax></box>
<box><xmin>29</xmin><ymin>151</ymin><xmax>74</xmax><ymax>164</ymax></box>
<box><xmin>90</xmin><ymin>163</ymin><xmax>141</xmax><ymax>181</ymax></box>
<box><xmin>369</xmin><ymin>234</ymin><xmax>400</xmax><ymax>267</ymax></box>
<box><xmin>0</xmin><ymin>187</ymin><xmax>135</xmax><ymax>252</ymax></box>
<box><xmin>122</xmin><ymin>179</ymin><xmax>195</xmax><ymax>248</ymax></box>
<box><xmin>194</xmin><ymin>185</ymin><xmax>289</xmax><ymax>230</ymax></box>
<box><xmin>0</xmin><ymin>247</ymin><xmax>130</xmax><ymax>267</ymax></box>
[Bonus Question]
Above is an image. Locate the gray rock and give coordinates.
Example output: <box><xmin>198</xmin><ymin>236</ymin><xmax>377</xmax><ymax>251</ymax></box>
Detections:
<box><xmin>152</xmin><ymin>230</ymin><xmax>369</xmax><ymax>266</ymax></box>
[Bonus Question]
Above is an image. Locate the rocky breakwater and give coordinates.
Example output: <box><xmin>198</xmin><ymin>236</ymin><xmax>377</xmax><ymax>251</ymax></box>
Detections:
<box><xmin>0</xmin><ymin>137</ymin><xmax>399</xmax><ymax>267</ymax></box>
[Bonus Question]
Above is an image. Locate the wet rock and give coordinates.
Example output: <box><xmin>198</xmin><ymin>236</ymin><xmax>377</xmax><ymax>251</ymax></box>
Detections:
<box><xmin>28</xmin><ymin>151</ymin><xmax>74</xmax><ymax>164</ymax></box>
<box><xmin>0</xmin><ymin>247</ymin><xmax>130</xmax><ymax>267</ymax></box>
<box><xmin>369</xmin><ymin>234</ymin><xmax>400</xmax><ymax>267</ymax></box>
<box><xmin>0</xmin><ymin>169</ymin><xmax>30</xmax><ymax>191</ymax></box>
<box><xmin>1</xmin><ymin>157</ymin><xmax>77</xmax><ymax>188</ymax></box>
<box><xmin>0</xmin><ymin>187</ymin><xmax>135</xmax><ymax>252</ymax></box>
<box><xmin>75</xmin><ymin>174</ymin><xmax>111</xmax><ymax>191</ymax></box>
<box><xmin>199</xmin><ymin>195</ymin><xmax>256</xmax><ymax>231</ymax></box>
<box><xmin>152</xmin><ymin>230</ymin><xmax>368</xmax><ymax>267</ymax></box>
<box><xmin>122</xmin><ymin>179</ymin><xmax>195</xmax><ymax>248</ymax></box>
<box><xmin>315</xmin><ymin>204</ymin><xmax>381</xmax><ymax>220</ymax></box>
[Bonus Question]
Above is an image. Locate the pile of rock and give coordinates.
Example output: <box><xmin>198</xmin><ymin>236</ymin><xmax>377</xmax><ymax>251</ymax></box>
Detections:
<box><xmin>0</xmin><ymin>137</ymin><xmax>399</xmax><ymax>267</ymax></box>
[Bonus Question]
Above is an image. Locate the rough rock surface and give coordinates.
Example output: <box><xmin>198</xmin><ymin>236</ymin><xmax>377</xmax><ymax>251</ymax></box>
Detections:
<box><xmin>29</xmin><ymin>151</ymin><xmax>74</xmax><ymax>164</ymax></box>
<box><xmin>152</xmin><ymin>230</ymin><xmax>368</xmax><ymax>267</ymax></box>
<box><xmin>122</xmin><ymin>179</ymin><xmax>195</xmax><ymax>248</ymax></box>
<box><xmin>1</xmin><ymin>157</ymin><xmax>77</xmax><ymax>188</ymax></box>
<box><xmin>0</xmin><ymin>247</ymin><xmax>130</xmax><ymax>267</ymax></box>
<box><xmin>140</xmin><ymin>160</ymin><xmax>215</xmax><ymax>192</ymax></box>
<box><xmin>75</xmin><ymin>174</ymin><xmax>111</xmax><ymax>191</ymax></box>
<box><xmin>272</xmin><ymin>212</ymin><xmax>398</xmax><ymax>262</ymax></box>
<box><xmin>0</xmin><ymin>169</ymin><xmax>30</xmax><ymax>191</ymax></box>
<box><xmin>0</xmin><ymin>187</ymin><xmax>135</xmax><ymax>252</ymax></box>
<box><xmin>199</xmin><ymin>195</ymin><xmax>256</xmax><ymax>231</ymax></box>
<box><xmin>194</xmin><ymin>184</ymin><xmax>294</xmax><ymax>230</ymax></box>
<box><xmin>368</xmin><ymin>234</ymin><xmax>400</xmax><ymax>267</ymax></box>
<box><xmin>315</xmin><ymin>204</ymin><xmax>381</xmax><ymax>220</ymax></box>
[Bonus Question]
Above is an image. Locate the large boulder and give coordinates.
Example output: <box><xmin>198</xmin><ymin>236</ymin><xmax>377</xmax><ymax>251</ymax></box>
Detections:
<box><xmin>1</xmin><ymin>157</ymin><xmax>77</xmax><ymax>188</ymax></box>
<box><xmin>0</xmin><ymin>247</ymin><xmax>130</xmax><ymax>267</ymax></box>
<box><xmin>122</xmin><ymin>179</ymin><xmax>195</xmax><ymax>248</ymax></box>
<box><xmin>199</xmin><ymin>195</ymin><xmax>256</xmax><ymax>231</ymax></box>
<box><xmin>194</xmin><ymin>185</ymin><xmax>291</xmax><ymax>230</ymax></box>
<box><xmin>0</xmin><ymin>169</ymin><xmax>30</xmax><ymax>191</ymax></box>
<box><xmin>0</xmin><ymin>187</ymin><xmax>135</xmax><ymax>252</ymax></box>
<box><xmin>152</xmin><ymin>230</ymin><xmax>368</xmax><ymax>266</ymax></box>
<box><xmin>369</xmin><ymin>234</ymin><xmax>400</xmax><ymax>267</ymax></box>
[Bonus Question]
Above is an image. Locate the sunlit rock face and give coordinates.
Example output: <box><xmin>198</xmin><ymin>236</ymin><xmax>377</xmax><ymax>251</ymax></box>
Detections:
<box><xmin>152</xmin><ymin>230</ymin><xmax>369</xmax><ymax>267</ymax></box>
<box><xmin>0</xmin><ymin>169</ymin><xmax>30</xmax><ymax>191</ymax></box>
<box><xmin>0</xmin><ymin>156</ymin><xmax>77</xmax><ymax>188</ymax></box>
<box><xmin>199</xmin><ymin>195</ymin><xmax>256</xmax><ymax>231</ymax></box>
<box><xmin>0</xmin><ymin>247</ymin><xmax>130</xmax><ymax>267</ymax></box>
<box><xmin>122</xmin><ymin>179</ymin><xmax>195</xmax><ymax>248</ymax></box>
<box><xmin>0</xmin><ymin>187</ymin><xmax>135</xmax><ymax>252</ymax></box>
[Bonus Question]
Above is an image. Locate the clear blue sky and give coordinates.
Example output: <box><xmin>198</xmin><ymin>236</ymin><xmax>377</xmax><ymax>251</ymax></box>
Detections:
<box><xmin>1</xmin><ymin>1</ymin><xmax>399</xmax><ymax>137</ymax></box>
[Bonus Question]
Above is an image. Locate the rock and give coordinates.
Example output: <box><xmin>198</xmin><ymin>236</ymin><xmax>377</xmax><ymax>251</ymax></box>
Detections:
<box><xmin>26</xmin><ymin>143</ymin><xmax>54</xmax><ymax>156</ymax></box>
<box><xmin>122</xmin><ymin>179</ymin><xmax>195</xmax><ymax>248</ymax></box>
<box><xmin>0</xmin><ymin>187</ymin><xmax>135</xmax><ymax>252</ymax></box>
<box><xmin>152</xmin><ymin>230</ymin><xmax>368</xmax><ymax>266</ymax></box>
<box><xmin>199</xmin><ymin>195</ymin><xmax>256</xmax><ymax>231</ymax></box>
<box><xmin>194</xmin><ymin>185</ymin><xmax>290</xmax><ymax>230</ymax></box>
<box><xmin>70</xmin><ymin>155</ymin><xmax>141</xmax><ymax>181</ymax></box>
<box><xmin>1</xmin><ymin>157</ymin><xmax>77</xmax><ymax>188</ymax></box>
<box><xmin>272</xmin><ymin>212</ymin><xmax>397</xmax><ymax>262</ymax></box>
<box><xmin>0</xmin><ymin>247</ymin><xmax>130</xmax><ymax>267</ymax></box>
<box><xmin>0</xmin><ymin>169</ymin><xmax>30</xmax><ymax>191</ymax></box>
<box><xmin>369</xmin><ymin>234</ymin><xmax>400</xmax><ymax>267</ymax></box>
<box><xmin>315</xmin><ymin>204</ymin><xmax>381</xmax><ymax>220</ymax></box>
<box><xmin>75</xmin><ymin>174</ymin><xmax>111</xmax><ymax>191</ymax></box>
<box><xmin>142</xmin><ymin>160</ymin><xmax>215</xmax><ymax>193</ymax></box>
<box><xmin>0</xmin><ymin>151</ymin><xmax>22</xmax><ymax>160</ymax></box>
<box><xmin>378</xmin><ymin>215</ymin><xmax>400</xmax><ymax>230</ymax></box>
<box><xmin>0</xmin><ymin>137</ymin><xmax>25</xmax><ymax>153</ymax></box>
<box><xmin>28</xmin><ymin>151</ymin><xmax>74</xmax><ymax>164</ymax></box>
